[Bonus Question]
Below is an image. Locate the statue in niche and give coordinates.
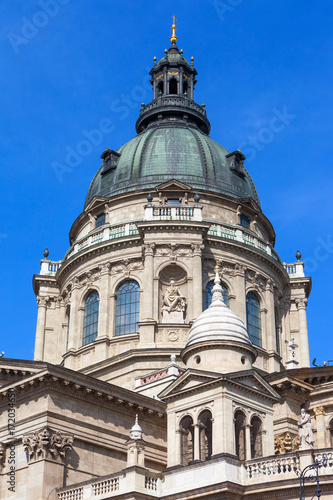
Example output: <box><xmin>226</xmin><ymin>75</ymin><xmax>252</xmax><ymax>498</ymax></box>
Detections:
<box><xmin>162</xmin><ymin>279</ymin><xmax>186</xmax><ymax>313</ymax></box>
<box><xmin>298</xmin><ymin>408</ymin><xmax>314</xmax><ymax>449</ymax></box>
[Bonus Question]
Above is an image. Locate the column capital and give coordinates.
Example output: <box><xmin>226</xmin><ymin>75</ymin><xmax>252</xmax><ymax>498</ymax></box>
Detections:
<box><xmin>37</xmin><ymin>296</ymin><xmax>49</xmax><ymax>308</ymax></box>
<box><xmin>295</xmin><ymin>298</ymin><xmax>308</xmax><ymax>310</ymax></box>
<box><xmin>191</xmin><ymin>243</ymin><xmax>204</xmax><ymax>257</ymax></box>
<box><xmin>313</xmin><ymin>406</ymin><xmax>326</xmax><ymax>416</ymax></box>
<box><xmin>143</xmin><ymin>243</ymin><xmax>155</xmax><ymax>257</ymax></box>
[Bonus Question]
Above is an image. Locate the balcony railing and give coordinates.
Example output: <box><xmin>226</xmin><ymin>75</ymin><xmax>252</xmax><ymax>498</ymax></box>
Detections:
<box><xmin>145</xmin><ymin>204</ymin><xmax>201</xmax><ymax>221</ymax></box>
<box><xmin>245</xmin><ymin>453</ymin><xmax>300</xmax><ymax>481</ymax></box>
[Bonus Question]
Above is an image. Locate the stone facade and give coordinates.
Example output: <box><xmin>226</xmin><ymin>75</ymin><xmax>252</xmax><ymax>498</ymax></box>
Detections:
<box><xmin>1</xmin><ymin>27</ymin><xmax>333</xmax><ymax>500</ymax></box>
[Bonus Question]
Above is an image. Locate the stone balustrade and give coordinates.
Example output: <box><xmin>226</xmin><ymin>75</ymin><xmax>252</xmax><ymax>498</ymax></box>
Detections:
<box><xmin>245</xmin><ymin>453</ymin><xmax>300</xmax><ymax>481</ymax></box>
<box><xmin>58</xmin><ymin>469</ymin><xmax>161</xmax><ymax>499</ymax></box>
<box><xmin>144</xmin><ymin>204</ymin><xmax>201</xmax><ymax>221</ymax></box>
<box><xmin>40</xmin><ymin>217</ymin><xmax>299</xmax><ymax>277</ymax></box>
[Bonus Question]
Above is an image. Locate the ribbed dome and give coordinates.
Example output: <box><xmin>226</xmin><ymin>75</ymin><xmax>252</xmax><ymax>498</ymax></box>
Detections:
<box><xmin>186</xmin><ymin>275</ymin><xmax>252</xmax><ymax>349</ymax></box>
<box><xmin>84</xmin><ymin>123</ymin><xmax>261</xmax><ymax>208</ymax></box>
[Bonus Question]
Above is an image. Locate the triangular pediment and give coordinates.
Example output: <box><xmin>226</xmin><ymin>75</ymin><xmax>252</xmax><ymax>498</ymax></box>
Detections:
<box><xmin>154</xmin><ymin>179</ymin><xmax>192</xmax><ymax>192</ymax></box>
<box><xmin>158</xmin><ymin>369</ymin><xmax>221</xmax><ymax>400</ymax></box>
<box><xmin>84</xmin><ymin>196</ymin><xmax>109</xmax><ymax>212</ymax></box>
<box><xmin>227</xmin><ymin>370</ymin><xmax>280</xmax><ymax>400</ymax></box>
<box><xmin>239</xmin><ymin>197</ymin><xmax>260</xmax><ymax>212</ymax></box>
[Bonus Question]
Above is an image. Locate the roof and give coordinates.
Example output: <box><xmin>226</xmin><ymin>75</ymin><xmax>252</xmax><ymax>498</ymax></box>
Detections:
<box><xmin>84</xmin><ymin>123</ymin><xmax>261</xmax><ymax>208</ymax></box>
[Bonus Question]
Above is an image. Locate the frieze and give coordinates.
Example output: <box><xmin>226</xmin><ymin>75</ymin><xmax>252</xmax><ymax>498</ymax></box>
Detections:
<box><xmin>111</xmin><ymin>259</ymin><xmax>143</xmax><ymax>277</ymax></box>
<box><xmin>23</xmin><ymin>426</ymin><xmax>74</xmax><ymax>463</ymax></box>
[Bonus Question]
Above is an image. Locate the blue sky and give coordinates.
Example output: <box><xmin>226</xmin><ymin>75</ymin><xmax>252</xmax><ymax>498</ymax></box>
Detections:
<box><xmin>0</xmin><ymin>1</ymin><xmax>332</xmax><ymax>364</ymax></box>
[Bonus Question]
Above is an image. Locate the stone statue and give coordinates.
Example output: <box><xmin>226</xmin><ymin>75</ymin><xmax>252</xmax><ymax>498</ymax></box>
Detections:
<box><xmin>298</xmin><ymin>408</ymin><xmax>314</xmax><ymax>449</ymax></box>
<box><xmin>285</xmin><ymin>337</ymin><xmax>298</xmax><ymax>360</ymax></box>
<box><xmin>162</xmin><ymin>279</ymin><xmax>186</xmax><ymax>313</ymax></box>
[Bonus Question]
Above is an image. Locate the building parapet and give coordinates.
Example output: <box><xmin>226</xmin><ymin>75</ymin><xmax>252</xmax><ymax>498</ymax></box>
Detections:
<box><xmin>283</xmin><ymin>260</ymin><xmax>305</xmax><ymax>278</ymax></box>
<box><xmin>144</xmin><ymin>203</ymin><xmax>202</xmax><ymax>221</ymax></box>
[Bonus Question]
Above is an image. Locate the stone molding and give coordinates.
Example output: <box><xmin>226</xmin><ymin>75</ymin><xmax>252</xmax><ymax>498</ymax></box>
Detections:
<box><xmin>23</xmin><ymin>426</ymin><xmax>74</xmax><ymax>463</ymax></box>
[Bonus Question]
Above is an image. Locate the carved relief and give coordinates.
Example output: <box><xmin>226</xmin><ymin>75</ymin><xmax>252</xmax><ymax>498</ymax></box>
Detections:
<box><xmin>23</xmin><ymin>427</ymin><xmax>74</xmax><ymax>463</ymax></box>
<box><xmin>298</xmin><ymin>409</ymin><xmax>314</xmax><ymax>449</ymax></box>
<box><xmin>274</xmin><ymin>432</ymin><xmax>300</xmax><ymax>454</ymax></box>
<box><xmin>167</xmin><ymin>330</ymin><xmax>179</xmax><ymax>342</ymax></box>
<box><xmin>112</xmin><ymin>259</ymin><xmax>143</xmax><ymax>277</ymax></box>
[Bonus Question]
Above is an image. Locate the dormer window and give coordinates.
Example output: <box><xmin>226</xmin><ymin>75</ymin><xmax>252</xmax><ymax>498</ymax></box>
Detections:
<box><xmin>96</xmin><ymin>213</ymin><xmax>106</xmax><ymax>228</ymax></box>
<box><xmin>240</xmin><ymin>214</ymin><xmax>250</xmax><ymax>229</ymax></box>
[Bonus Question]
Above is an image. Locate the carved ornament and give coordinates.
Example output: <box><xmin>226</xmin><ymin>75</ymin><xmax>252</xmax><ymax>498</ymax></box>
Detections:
<box><xmin>23</xmin><ymin>427</ymin><xmax>74</xmax><ymax>463</ymax></box>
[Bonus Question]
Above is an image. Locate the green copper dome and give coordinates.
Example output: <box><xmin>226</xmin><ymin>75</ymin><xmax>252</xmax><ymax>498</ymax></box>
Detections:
<box><xmin>84</xmin><ymin>41</ymin><xmax>261</xmax><ymax>209</ymax></box>
<box><xmin>84</xmin><ymin>123</ymin><xmax>260</xmax><ymax>208</ymax></box>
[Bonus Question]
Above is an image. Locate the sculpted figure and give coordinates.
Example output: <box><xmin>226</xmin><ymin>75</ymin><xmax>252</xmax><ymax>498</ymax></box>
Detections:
<box><xmin>298</xmin><ymin>408</ymin><xmax>314</xmax><ymax>449</ymax></box>
<box><xmin>162</xmin><ymin>279</ymin><xmax>186</xmax><ymax>313</ymax></box>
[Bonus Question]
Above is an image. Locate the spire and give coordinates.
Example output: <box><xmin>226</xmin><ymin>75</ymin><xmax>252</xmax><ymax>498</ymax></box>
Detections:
<box><xmin>212</xmin><ymin>260</ymin><xmax>225</xmax><ymax>305</ymax></box>
<box><xmin>170</xmin><ymin>15</ymin><xmax>178</xmax><ymax>44</ymax></box>
<box><xmin>130</xmin><ymin>414</ymin><xmax>143</xmax><ymax>440</ymax></box>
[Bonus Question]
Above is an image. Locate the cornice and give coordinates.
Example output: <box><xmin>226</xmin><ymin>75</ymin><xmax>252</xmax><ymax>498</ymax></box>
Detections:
<box><xmin>0</xmin><ymin>364</ymin><xmax>166</xmax><ymax>420</ymax></box>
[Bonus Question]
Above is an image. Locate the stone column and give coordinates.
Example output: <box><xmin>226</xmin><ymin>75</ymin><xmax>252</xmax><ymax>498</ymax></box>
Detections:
<box><xmin>193</xmin><ymin>424</ymin><xmax>200</xmax><ymax>461</ymax></box>
<box><xmin>67</xmin><ymin>279</ymin><xmax>80</xmax><ymax>350</ymax></box>
<box><xmin>314</xmin><ymin>406</ymin><xmax>327</xmax><ymax>448</ymax></box>
<box><xmin>179</xmin><ymin>68</ymin><xmax>183</xmax><ymax>94</ymax></box>
<box><xmin>245</xmin><ymin>424</ymin><xmax>252</xmax><ymax>460</ymax></box>
<box><xmin>191</xmin><ymin>244</ymin><xmax>203</xmax><ymax>320</ymax></box>
<box><xmin>232</xmin><ymin>265</ymin><xmax>246</xmax><ymax>324</ymax></box>
<box><xmin>98</xmin><ymin>263</ymin><xmax>111</xmax><ymax>338</ymax></box>
<box><xmin>174</xmin><ymin>429</ymin><xmax>181</xmax><ymax>466</ymax></box>
<box><xmin>296</xmin><ymin>298</ymin><xmax>310</xmax><ymax>367</ymax></box>
<box><xmin>34</xmin><ymin>296</ymin><xmax>48</xmax><ymax>361</ymax></box>
<box><xmin>163</xmin><ymin>68</ymin><xmax>167</xmax><ymax>95</ymax></box>
<box><xmin>138</xmin><ymin>244</ymin><xmax>156</xmax><ymax>346</ymax></box>
<box><xmin>282</xmin><ymin>299</ymin><xmax>291</xmax><ymax>363</ymax></box>
<box><xmin>141</xmin><ymin>244</ymin><xmax>155</xmax><ymax>321</ymax></box>
<box><xmin>265</xmin><ymin>280</ymin><xmax>276</xmax><ymax>351</ymax></box>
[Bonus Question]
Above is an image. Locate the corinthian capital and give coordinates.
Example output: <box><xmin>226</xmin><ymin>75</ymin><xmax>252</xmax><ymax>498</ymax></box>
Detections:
<box><xmin>23</xmin><ymin>426</ymin><xmax>74</xmax><ymax>463</ymax></box>
<box><xmin>143</xmin><ymin>243</ymin><xmax>155</xmax><ymax>257</ymax></box>
<box><xmin>295</xmin><ymin>298</ymin><xmax>308</xmax><ymax>309</ymax></box>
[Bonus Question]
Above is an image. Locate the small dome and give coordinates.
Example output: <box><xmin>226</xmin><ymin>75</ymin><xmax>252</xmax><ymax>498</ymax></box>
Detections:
<box><xmin>130</xmin><ymin>415</ymin><xmax>143</xmax><ymax>440</ymax></box>
<box><xmin>185</xmin><ymin>272</ymin><xmax>252</xmax><ymax>349</ymax></box>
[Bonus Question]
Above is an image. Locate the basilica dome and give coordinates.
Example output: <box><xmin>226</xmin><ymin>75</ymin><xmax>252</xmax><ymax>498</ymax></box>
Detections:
<box><xmin>84</xmin><ymin>123</ymin><xmax>261</xmax><ymax>208</ymax></box>
<box><xmin>84</xmin><ymin>38</ymin><xmax>260</xmax><ymax>209</ymax></box>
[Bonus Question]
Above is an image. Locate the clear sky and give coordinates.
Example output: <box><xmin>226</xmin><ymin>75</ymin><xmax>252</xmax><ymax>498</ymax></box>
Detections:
<box><xmin>0</xmin><ymin>1</ymin><xmax>332</xmax><ymax>364</ymax></box>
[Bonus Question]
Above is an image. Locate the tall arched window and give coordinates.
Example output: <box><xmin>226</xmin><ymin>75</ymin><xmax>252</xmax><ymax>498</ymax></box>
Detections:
<box><xmin>205</xmin><ymin>280</ymin><xmax>229</xmax><ymax>309</ymax></box>
<box><xmin>330</xmin><ymin>419</ymin><xmax>333</xmax><ymax>447</ymax></box>
<box><xmin>169</xmin><ymin>77</ymin><xmax>178</xmax><ymax>94</ymax></box>
<box><xmin>246</xmin><ymin>292</ymin><xmax>262</xmax><ymax>347</ymax></box>
<box><xmin>83</xmin><ymin>290</ymin><xmax>99</xmax><ymax>346</ymax></box>
<box><xmin>198</xmin><ymin>410</ymin><xmax>213</xmax><ymax>461</ymax></box>
<box><xmin>235</xmin><ymin>410</ymin><xmax>246</xmax><ymax>460</ymax></box>
<box><xmin>251</xmin><ymin>416</ymin><xmax>263</xmax><ymax>458</ymax></box>
<box><xmin>275</xmin><ymin>307</ymin><xmax>280</xmax><ymax>354</ymax></box>
<box><xmin>115</xmin><ymin>280</ymin><xmax>140</xmax><ymax>336</ymax></box>
<box><xmin>179</xmin><ymin>416</ymin><xmax>194</xmax><ymax>466</ymax></box>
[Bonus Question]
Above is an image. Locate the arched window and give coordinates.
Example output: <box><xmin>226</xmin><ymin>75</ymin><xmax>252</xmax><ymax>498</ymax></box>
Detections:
<box><xmin>330</xmin><ymin>419</ymin><xmax>333</xmax><ymax>447</ymax></box>
<box><xmin>198</xmin><ymin>410</ymin><xmax>213</xmax><ymax>461</ymax></box>
<box><xmin>251</xmin><ymin>416</ymin><xmax>263</xmax><ymax>458</ymax></box>
<box><xmin>246</xmin><ymin>292</ymin><xmax>262</xmax><ymax>347</ymax></box>
<box><xmin>169</xmin><ymin>77</ymin><xmax>177</xmax><ymax>94</ymax></box>
<box><xmin>179</xmin><ymin>416</ymin><xmax>194</xmax><ymax>466</ymax></box>
<box><xmin>235</xmin><ymin>411</ymin><xmax>246</xmax><ymax>460</ymax></box>
<box><xmin>115</xmin><ymin>280</ymin><xmax>140</xmax><ymax>336</ymax></box>
<box><xmin>83</xmin><ymin>290</ymin><xmax>99</xmax><ymax>346</ymax></box>
<box><xmin>205</xmin><ymin>280</ymin><xmax>229</xmax><ymax>309</ymax></box>
<box><xmin>158</xmin><ymin>81</ymin><xmax>164</xmax><ymax>95</ymax></box>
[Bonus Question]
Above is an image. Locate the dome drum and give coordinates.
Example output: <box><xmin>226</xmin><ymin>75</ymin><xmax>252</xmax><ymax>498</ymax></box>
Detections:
<box><xmin>136</xmin><ymin>95</ymin><xmax>211</xmax><ymax>134</ymax></box>
<box><xmin>182</xmin><ymin>341</ymin><xmax>257</xmax><ymax>373</ymax></box>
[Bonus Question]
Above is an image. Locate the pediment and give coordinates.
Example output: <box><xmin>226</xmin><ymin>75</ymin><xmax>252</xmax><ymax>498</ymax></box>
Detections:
<box><xmin>84</xmin><ymin>196</ymin><xmax>109</xmax><ymax>212</ymax></box>
<box><xmin>158</xmin><ymin>369</ymin><xmax>221</xmax><ymax>400</ymax></box>
<box><xmin>227</xmin><ymin>370</ymin><xmax>280</xmax><ymax>400</ymax></box>
<box><xmin>239</xmin><ymin>197</ymin><xmax>260</xmax><ymax>212</ymax></box>
<box><xmin>154</xmin><ymin>179</ymin><xmax>192</xmax><ymax>192</ymax></box>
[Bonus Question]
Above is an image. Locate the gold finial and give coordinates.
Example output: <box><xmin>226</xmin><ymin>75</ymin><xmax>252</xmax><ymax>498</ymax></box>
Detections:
<box><xmin>170</xmin><ymin>15</ymin><xmax>178</xmax><ymax>44</ymax></box>
<box><xmin>214</xmin><ymin>259</ymin><xmax>220</xmax><ymax>271</ymax></box>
